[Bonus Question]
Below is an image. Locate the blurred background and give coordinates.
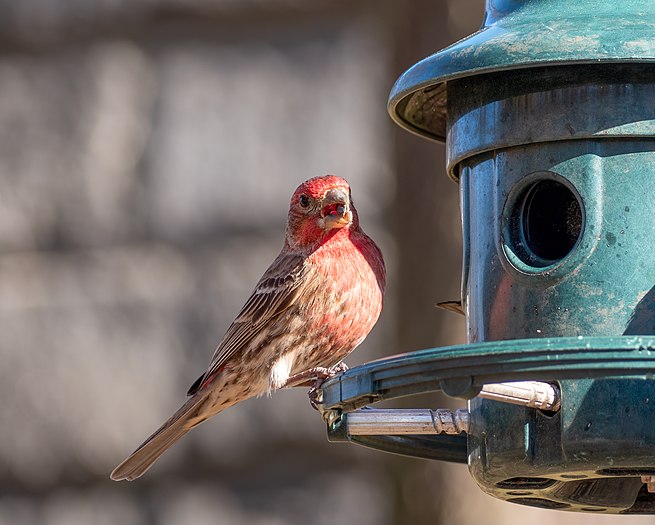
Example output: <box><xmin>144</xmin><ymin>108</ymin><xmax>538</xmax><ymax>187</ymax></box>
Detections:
<box><xmin>2</xmin><ymin>1</ymin><xmax>655</xmax><ymax>524</ymax></box>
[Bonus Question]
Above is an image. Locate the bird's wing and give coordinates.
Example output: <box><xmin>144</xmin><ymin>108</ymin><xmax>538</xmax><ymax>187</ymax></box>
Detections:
<box><xmin>187</xmin><ymin>251</ymin><xmax>307</xmax><ymax>395</ymax></box>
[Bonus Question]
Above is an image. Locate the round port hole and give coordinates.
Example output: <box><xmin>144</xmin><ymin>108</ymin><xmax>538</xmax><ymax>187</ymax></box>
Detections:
<box><xmin>507</xmin><ymin>177</ymin><xmax>583</xmax><ymax>268</ymax></box>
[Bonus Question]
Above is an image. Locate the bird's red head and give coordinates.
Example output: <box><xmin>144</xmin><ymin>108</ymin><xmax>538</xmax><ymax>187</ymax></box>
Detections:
<box><xmin>286</xmin><ymin>175</ymin><xmax>359</xmax><ymax>249</ymax></box>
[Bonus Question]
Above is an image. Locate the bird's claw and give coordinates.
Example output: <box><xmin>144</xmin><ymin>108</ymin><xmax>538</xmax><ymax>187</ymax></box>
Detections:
<box><xmin>307</xmin><ymin>362</ymin><xmax>349</xmax><ymax>411</ymax></box>
<box><xmin>280</xmin><ymin>362</ymin><xmax>349</xmax><ymax>411</ymax></box>
<box><xmin>308</xmin><ymin>383</ymin><xmax>323</xmax><ymax>410</ymax></box>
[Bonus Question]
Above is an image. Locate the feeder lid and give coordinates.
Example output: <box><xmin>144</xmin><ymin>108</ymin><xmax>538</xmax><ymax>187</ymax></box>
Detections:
<box><xmin>388</xmin><ymin>0</ymin><xmax>655</xmax><ymax>142</ymax></box>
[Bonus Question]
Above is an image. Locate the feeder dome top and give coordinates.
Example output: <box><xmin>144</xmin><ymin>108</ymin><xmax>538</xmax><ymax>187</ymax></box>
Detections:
<box><xmin>388</xmin><ymin>0</ymin><xmax>655</xmax><ymax>142</ymax></box>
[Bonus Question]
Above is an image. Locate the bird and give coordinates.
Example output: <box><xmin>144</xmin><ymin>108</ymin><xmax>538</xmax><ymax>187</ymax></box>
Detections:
<box><xmin>111</xmin><ymin>175</ymin><xmax>386</xmax><ymax>481</ymax></box>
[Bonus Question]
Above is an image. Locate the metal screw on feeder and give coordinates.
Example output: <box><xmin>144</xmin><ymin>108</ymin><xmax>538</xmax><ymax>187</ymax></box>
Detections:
<box><xmin>316</xmin><ymin>0</ymin><xmax>655</xmax><ymax>515</ymax></box>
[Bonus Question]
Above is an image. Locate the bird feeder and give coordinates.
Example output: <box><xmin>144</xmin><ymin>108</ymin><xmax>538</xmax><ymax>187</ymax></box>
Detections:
<box><xmin>318</xmin><ymin>0</ymin><xmax>655</xmax><ymax>514</ymax></box>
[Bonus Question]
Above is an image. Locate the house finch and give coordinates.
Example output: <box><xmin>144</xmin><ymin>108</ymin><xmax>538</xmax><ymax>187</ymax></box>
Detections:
<box><xmin>111</xmin><ymin>175</ymin><xmax>385</xmax><ymax>481</ymax></box>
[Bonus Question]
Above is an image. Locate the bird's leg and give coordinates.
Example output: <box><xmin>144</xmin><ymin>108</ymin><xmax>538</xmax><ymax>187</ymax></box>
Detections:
<box><xmin>281</xmin><ymin>362</ymin><xmax>349</xmax><ymax>388</ymax></box>
<box><xmin>281</xmin><ymin>362</ymin><xmax>349</xmax><ymax>409</ymax></box>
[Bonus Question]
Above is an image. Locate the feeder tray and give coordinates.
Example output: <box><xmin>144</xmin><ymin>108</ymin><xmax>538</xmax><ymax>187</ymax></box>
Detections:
<box><xmin>319</xmin><ymin>336</ymin><xmax>655</xmax><ymax>513</ymax></box>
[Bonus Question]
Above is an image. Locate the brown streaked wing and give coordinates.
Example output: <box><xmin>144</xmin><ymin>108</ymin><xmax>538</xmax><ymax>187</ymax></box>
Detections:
<box><xmin>188</xmin><ymin>252</ymin><xmax>307</xmax><ymax>395</ymax></box>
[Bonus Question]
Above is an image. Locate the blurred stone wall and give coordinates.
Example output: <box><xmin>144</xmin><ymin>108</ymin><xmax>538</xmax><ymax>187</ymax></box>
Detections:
<box><xmin>5</xmin><ymin>1</ymin><xmax>654</xmax><ymax>525</ymax></box>
<box><xmin>0</xmin><ymin>3</ymin><xmax>398</xmax><ymax>523</ymax></box>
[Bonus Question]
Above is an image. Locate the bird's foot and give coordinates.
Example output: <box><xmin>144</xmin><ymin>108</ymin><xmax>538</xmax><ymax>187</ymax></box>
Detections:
<box><xmin>281</xmin><ymin>362</ymin><xmax>349</xmax><ymax>410</ymax></box>
<box><xmin>307</xmin><ymin>362</ymin><xmax>348</xmax><ymax>409</ymax></box>
<box><xmin>281</xmin><ymin>362</ymin><xmax>348</xmax><ymax>389</ymax></box>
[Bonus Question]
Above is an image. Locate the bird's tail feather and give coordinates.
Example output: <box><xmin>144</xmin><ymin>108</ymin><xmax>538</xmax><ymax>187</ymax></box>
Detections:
<box><xmin>110</xmin><ymin>391</ymin><xmax>212</xmax><ymax>481</ymax></box>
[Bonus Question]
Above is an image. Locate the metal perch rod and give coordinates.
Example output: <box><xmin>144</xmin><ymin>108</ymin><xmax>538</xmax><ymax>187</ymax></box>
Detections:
<box><xmin>478</xmin><ymin>380</ymin><xmax>560</xmax><ymax>411</ymax></box>
<box><xmin>344</xmin><ymin>381</ymin><xmax>560</xmax><ymax>436</ymax></box>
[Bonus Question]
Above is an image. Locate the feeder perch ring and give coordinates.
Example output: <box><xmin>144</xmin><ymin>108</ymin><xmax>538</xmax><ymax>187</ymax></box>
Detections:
<box><xmin>319</xmin><ymin>335</ymin><xmax>655</xmax><ymax>463</ymax></box>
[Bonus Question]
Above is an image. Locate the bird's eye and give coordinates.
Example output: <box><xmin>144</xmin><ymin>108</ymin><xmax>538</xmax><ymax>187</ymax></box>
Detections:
<box><xmin>299</xmin><ymin>194</ymin><xmax>310</xmax><ymax>208</ymax></box>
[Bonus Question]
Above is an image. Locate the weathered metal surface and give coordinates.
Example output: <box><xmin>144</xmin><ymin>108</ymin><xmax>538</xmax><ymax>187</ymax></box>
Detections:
<box><xmin>372</xmin><ymin>0</ymin><xmax>655</xmax><ymax>513</ymax></box>
<box><xmin>453</xmin><ymin>57</ymin><xmax>655</xmax><ymax>513</ymax></box>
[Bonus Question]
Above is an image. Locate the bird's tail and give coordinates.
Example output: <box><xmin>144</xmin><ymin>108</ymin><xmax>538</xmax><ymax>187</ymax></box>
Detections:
<box><xmin>110</xmin><ymin>390</ymin><xmax>212</xmax><ymax>481</ymax></box>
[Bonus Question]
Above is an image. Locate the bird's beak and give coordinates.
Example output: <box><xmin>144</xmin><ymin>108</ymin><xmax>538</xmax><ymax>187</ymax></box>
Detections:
<box><xmin>320</xmin><ymin>188</ymin><xmax>352</xmax><ymax>230</ymax></box>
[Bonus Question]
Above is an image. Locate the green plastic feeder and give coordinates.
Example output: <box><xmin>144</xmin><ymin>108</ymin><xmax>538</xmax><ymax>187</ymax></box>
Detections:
<box><xmin>319</xmin><ymin>0</ymin><xmax>655</xmax><ymax>514</ymax></box>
